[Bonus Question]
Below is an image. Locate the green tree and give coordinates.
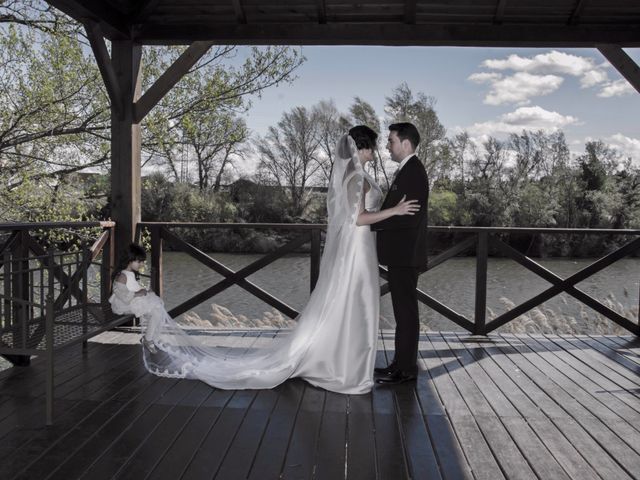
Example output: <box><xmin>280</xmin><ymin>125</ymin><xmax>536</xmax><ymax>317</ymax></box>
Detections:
<box><xmin>384</xmin><ymin>82</ymin><xmax>449</xmax><ymax>184</ymax></box>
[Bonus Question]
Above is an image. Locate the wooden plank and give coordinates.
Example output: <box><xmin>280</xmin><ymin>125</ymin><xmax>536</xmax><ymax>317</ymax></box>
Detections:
<box><xmin>498</xmin><ymin>335</ymin><xmax>640</xmax><ymax>475</ymax></box>
<box><xmin>118</xmin><ymin>389</ymin><xmax>236</xmax><ymax>479</ymax></box>
<box><xmin>46</xmin><ymin>380</ymin><xmax>198</xmax><ymax>479</ymax></box>
<box><xmin>166</xmin><ymin>388</ymin><xmax>259</xmax><ymax>479</ymax></box>
<box><xmin>419</xmin><ymin>334</ymin><xmax>504</xmax><ymax>480</ymax></box>
<box><xmin>564</xmin><ymin>335</ymin><xmax>640</xmax><ymax>387</ymax></box>
<box><xmin>511</xmin><ymin>335</ymin><xmax>640</xmax><ymax>428</ymax></box>
<box><xmin>550</xmin><ymin>416</ymin><xmax>634</xmax><ymax>480</ymax></box>
<box><xmin>280</xmin><ymin>386</ymin><xmax>325</xmax><ymax>479</ymax></box>
<box><xmin>498</xmin><ymin>416</ymin><xmax>572</xmax><ymax>480</ymax></box>
<box><xmin>591</xmin><ymin>335</ymin><xmax>640</xmax><ymax>367</ymax></box>
<box><xmin>214</xmin><ymin>389</ymin><xmax>280</xmax><ymax>479</ymax></box>
<box><xmin>313</xmin><ymin>392</ymin><xmax>347</xmax><ymax>480</ymax></box>
<box><xmin>455</xmin><ymin>336</ymin><xmax>604</xmax><ymax>479</ymax></box>
<box><xmin>345</xmin><ymin>394</ymin><xmax>377</xmax><ymax>480</ymax></box>
<box><xmin>246</xmin><ymin>380</ymin><xmax>306</xmax><ymax>479</ymax></box>
<box><xmin>0</xmin><ymin>341</ymin><xmax>136</xmax><ymax>437</ymax></box>
<box><xmin>534</xmin><ymin>335</ymin><xmax>640</xmax><ymax>419</ymax></box>
<box><xmin>372</xmin><ymin>387</ymin><xmax>410</xmax><ymax>479</ymax></box>
<box><xmin>526</xmin><ymin>416</ymin><xmax>601</xmax><ymax>480</ymax></box>
<box><xmin>428</xmin><ymin>334</ymin><xmax>536</xmax><ymax>480</ymax></box>
<box><xmin>393</xmin><ymin>385</ymin><xmax>442</xmax><ymax>479</ymax></box>
<box><xmin>13</xmin><ymin>376</ymin><xmax>177</xmax><ymax>480</ymax></box>
<box><xmin>75</xmin><ymin>382</ymin><xmax>213</xmax><ymax>480</ymax></box>
<box><xmin>414</xmin><ymin>335</ymin><xmax>473</xmax><ymax>480</ymax></box>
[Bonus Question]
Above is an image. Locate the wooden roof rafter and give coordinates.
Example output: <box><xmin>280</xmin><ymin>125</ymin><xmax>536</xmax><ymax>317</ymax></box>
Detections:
<box><xmin>405</xmin><ymin>0</ymin><xmax>417</xmax><ymax>25</ymax></box>
<box><xmin>597</xmin><ymin>46</ymin><xmax>640</xmax><ymax>95</ymax></box>
<box><xmin>316</xmin><ymin>0</ymin><xmax>327</xmax><ymax>25</ymax></box>
<box><xmin>494</xmin><ymin>0</ymin><xmax>507</xmax><ymax>25</ymax></box>
<box><xmin>568</xmin><ymin>0</ymin><xmax>589</xmax><ymax>26</ymax></box>
<box><xmin>46</xmin><ymin>0</ymin><xmax>130</xmax><ymax>39</ymax></box>
<box><xmin>83</xmin><ymin>20</ymin><xmax>125</xmax><ymax>119</ymax></box>
<box><xmin>130</xmin><ymin>0</ymin><xmax>162</xmax><ymax>24</ymax></box>
<box><xmin>232</xmin><ymin>0</ymin><xmax>247</xmax><ymax>25</ymax></box>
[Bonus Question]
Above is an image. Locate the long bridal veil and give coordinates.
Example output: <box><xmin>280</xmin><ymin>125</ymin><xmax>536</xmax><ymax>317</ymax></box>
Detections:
<box><xmin>141</xmin><ymin>134</ymin><xmax>368</xmax><ymax>390</ymax></box>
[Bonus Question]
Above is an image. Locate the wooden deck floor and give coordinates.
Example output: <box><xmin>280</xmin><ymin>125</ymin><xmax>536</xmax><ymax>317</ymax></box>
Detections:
<box><xmin>0</xmin><ymin>329</ymin><xmax>638</xmax><ymax>480</ymax></box>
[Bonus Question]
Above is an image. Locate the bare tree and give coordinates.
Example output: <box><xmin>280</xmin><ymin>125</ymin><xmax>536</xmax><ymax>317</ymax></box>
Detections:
<box><xmin>312</xmin><ymin>100</ymin><xmax>349</xmax><ymax>185</ymax></box>
<box><xmin>256</xmin><ymin>106</ymin><xmax>323</xmax><ymax>217</ymax></box>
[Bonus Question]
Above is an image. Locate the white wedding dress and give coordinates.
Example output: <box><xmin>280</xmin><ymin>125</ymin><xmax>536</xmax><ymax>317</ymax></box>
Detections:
<box><xmin>138</xmin><ymin>135</ymin><xmax>383</xmax><ymax>394</ymax></box>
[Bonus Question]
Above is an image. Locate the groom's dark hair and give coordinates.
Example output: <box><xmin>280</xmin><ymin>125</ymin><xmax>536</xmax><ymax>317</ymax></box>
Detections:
<box><xmin>348</xmin><ymin>125</ymin><xmax>378</xmax><ymax>150</ymax></box>
<box><xmin>389</xmin><ymin>122</ymin><xmax>420</xmax><ymax>150</ymax></box>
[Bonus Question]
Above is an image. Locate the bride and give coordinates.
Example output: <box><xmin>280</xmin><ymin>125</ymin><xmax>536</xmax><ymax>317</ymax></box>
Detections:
<box><xmin>138</xmin><ymin>125</ymin><xmax>419</xmax><ymax>394</ymax></box>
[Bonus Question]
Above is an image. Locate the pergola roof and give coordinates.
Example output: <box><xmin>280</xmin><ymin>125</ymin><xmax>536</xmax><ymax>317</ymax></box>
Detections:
<box><xmin>48</xmin><ymin>0</ymin><xmax>640</xmax><ymax>46</ymax></box>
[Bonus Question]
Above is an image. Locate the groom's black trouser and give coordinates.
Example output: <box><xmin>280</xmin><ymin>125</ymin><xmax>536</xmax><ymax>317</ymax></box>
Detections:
<box><xmin>388</xmin><ymin>266</ymin><xmax>420</xmax><ymax>374</ymax></box>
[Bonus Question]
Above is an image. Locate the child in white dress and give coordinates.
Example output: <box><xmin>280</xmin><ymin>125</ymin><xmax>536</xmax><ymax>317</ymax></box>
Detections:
<box><xmin>109</xmin><ymin>243</ymin><xmax>166</xmax><ymax>353</ymax></box>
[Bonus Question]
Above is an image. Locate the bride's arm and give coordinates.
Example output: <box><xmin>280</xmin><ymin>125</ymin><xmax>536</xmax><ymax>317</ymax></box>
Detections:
<box><xmin>356</xmin><ymin>195</ymin><xmax>419</xmax><ymax>226</ymax></box>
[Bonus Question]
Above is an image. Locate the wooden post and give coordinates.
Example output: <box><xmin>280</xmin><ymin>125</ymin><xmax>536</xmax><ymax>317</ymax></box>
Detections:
<box><xmin>474</xmin><ymin>232</ymin><xmax>488</xmax><ymax>335</ymax></box>
<box><xmin>101</xmin><ymin>226</ymin><xmax>114</xmax><ymax>304</ymax></box>
<box><xmin>310</xmin><ymin>229</ymin><xmax>321</xmax><ymax>293</ymax></box>
<box><xmin>46</xmin><ymin>250</ymin><xmax>55</xmax><ymax>425</ymax></box>
<box><xmin>150</xmin><ymin>226</ymin><xmax>163</xmax><ymax>297</ymax></box>
<box><xmin>82</xmin><ymin>247</ymin><xmax>89</xmax><ymax>352</ymax></box>
<box><xmin>110</xmin><ymin>40</ymin><xmax>142</xmax><ymax>260</ymax></box>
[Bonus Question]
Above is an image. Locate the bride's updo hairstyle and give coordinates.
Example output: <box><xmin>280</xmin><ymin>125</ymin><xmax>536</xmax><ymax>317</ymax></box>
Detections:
<box><xmin>348</xmin><ymin>125</ymin><xmax>378</xmax><ymax>151</ymax></box>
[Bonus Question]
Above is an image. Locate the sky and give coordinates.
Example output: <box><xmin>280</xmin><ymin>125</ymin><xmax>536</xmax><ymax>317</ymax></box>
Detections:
<box><xmin>235</xmin><ymin>46</ymin><xmax>640</xmax><ymax>174</ymax></box>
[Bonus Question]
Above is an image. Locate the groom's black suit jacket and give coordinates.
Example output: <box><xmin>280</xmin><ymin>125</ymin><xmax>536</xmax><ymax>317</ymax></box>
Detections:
<box><xmin>371</xmin><ymin>156</ymin><xmax>429</xmax><ymax>267</ymax></box>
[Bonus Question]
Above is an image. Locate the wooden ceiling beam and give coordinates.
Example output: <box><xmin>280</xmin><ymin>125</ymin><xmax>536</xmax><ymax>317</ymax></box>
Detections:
<box><xmin>131</xmin><ymin>0</ymin><xmax>162</xmax><ymax>23</ymax></box>
<box><xmin>232</xmin><ymin>0</ymin><xmax>247</xmax><ymax>24</ymax></box>
<box><xmin>316</xmin><ymin>0</ymin><xmax>327</xmax><ymax>25</ymax></box>
<box><xmin>83</xmin><ymin>21</ymin><xmax>124</xmax><ymax>119</ymax></box>
<box><xmin>135</xmin><ymin>23</ymin><xmax>640</xmax><ymax>48</ymax></box>
<box><xmin>46</xmin><ymin>0</ymin><xmax>130</xmax><ymax>39</ymax></box>
<box><xmin>568</xmin><ymin>0</ymin><xmax>588</xmax><ymax>26</ymax></box>
<box><xmin>134</xmin><ymin>41</ymin><xmax>214</xmax><ymax>123</ymax></box>
<box><xmin>597</xmin><ymin>46</ymin><xmax>640</xmax><ymax>95</ymax></box>
<box><xmin>404</xmin><ymin>0</ymin><xmax>416</xmax><ymax>25</ymax></box>
<box><xmin>494</xmin><ymin>0</ymin><xmax>507</xmax><ymax>25</ymax></box>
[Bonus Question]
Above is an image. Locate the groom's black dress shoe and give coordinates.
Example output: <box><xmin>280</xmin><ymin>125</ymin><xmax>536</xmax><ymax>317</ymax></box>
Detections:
<box><xmin>374</xmin><ymin>363</ymin><xmax>397</xmax><ymax>376</ymax></box>
<box><xmin>375</xmin><ymin>370</ymin><xmax>417</xmax><ymax>385</ymax></box>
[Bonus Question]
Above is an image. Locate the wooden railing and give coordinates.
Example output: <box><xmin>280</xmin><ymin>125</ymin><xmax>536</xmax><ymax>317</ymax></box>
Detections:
<box><xmin>0</xmin><ymin>221</ymin><xmax>130</xmax><ymax>424</ymax></box>
<box><xmin>0</xmin><ymin>222</ymin><xmax>116</xmax><ymax>359</ymax></box>
<box><xmin>139</xmin><ymin>222</ymin><xmax>640</xmax><ymax>336</ymax></box>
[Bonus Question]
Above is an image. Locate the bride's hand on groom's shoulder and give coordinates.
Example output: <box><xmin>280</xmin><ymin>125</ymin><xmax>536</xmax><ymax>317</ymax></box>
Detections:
<box><xmin>394</xmin><ymin>195</ymin><xmax>420</xmax><ymax>216</ymax></box>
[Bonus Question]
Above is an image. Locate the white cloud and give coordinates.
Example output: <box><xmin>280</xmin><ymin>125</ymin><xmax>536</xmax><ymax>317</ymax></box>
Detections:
<box><xmin>468</xmin><ymin>72</ymin><xmax>503</xmax><ymax>84</ymax></box>
<box><xmin>471</xmin><ymin>49</ymin><xmax>636</xmax><ymax>102</ymax></box>
<box><xmin>607</xmin><ymin>134</ymin><xmax>640</xmax><ymax>162</ymax></box>
<box><xmin>580</xmin><ymin>69</ymin><xmax>609</xmax><ymax>88</ymax></box>
<box><xmin>597</xmin><ymin>79</ymin><xmax>635</xmax><ymax>98</ymax></box>
<box><xmin>466</xmin><ymin>106</ymin><xmax>579</xmax><ymax>137</ymax></box>
<box><xmin>480</xmin><ymin>72</ymin><xmax>564</xmax><ymax>105</ymax></box>
<box><xmin>482</xmin><ymin>50</ymin><xmax>603</xmax><ymax>78</ymax></box>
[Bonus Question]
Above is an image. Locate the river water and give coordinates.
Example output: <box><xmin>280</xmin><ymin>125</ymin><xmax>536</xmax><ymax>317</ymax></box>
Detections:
<box><xmin>158</xmin><ymin>252</ymin><xmax>639</xmax><ymax>334</ymax></box>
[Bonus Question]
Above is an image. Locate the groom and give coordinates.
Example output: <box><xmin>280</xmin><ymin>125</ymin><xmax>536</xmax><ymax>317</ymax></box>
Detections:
<box><xmin>371</xmin><ymin>122</ymin><xmax>429</xmax><ymax>385</ymax></box>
